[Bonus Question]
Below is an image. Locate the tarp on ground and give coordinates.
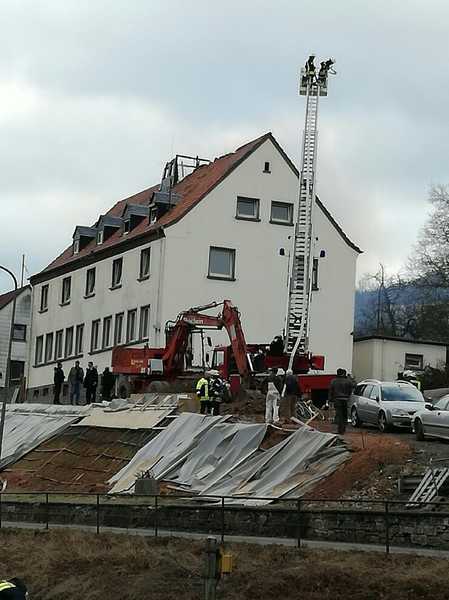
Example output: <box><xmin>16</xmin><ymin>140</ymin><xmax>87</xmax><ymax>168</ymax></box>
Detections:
<box><xmin>108</xmin><ymin>413</ymin><xmax>350</xmax><ymax>503</ymax></box>
<box><xmin>0</xmin><ymin>404</ymin><xmax>89</xmax><ymax>470</ymax></box>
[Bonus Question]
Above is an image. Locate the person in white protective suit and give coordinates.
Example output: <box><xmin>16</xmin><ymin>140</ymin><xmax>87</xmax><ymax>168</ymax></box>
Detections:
<box><xmin>265</xmin><ymin>381</ymin><xmax>280</xmax><ymax>423</ymax></box>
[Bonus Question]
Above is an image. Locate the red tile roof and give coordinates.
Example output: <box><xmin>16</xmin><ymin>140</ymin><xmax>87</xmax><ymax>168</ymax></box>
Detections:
<box><xmin>0</xmin><ymin>286</ymin><xmax>30</xmax><ymax>311</ymax></box>
<box><xmin>40</xmin><ymin>133</ymin><xmax>271</xmax><ymax>277</ymax></box>
<box><xmin>34</xmin><ymin>131</ymin><xmax>360</xmax><ymax>281</ymax></box>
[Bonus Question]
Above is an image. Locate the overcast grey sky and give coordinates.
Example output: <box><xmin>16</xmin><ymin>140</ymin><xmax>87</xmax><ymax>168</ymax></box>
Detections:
<box><xmin>1</xmin><ymin>0</ymin><xmax>448</xmax><ymax>293</ymax></box>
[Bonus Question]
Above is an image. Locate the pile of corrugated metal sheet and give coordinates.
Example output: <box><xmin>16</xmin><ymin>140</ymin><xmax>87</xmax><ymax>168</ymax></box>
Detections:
<box><xmin>0</xmin><ymin>404</ymin><xmax>89</xmax><ymax>470</ymax></box>
<box><xmin>109</xmin><ymin>413</ymin><xmax>350</xmax><ymax>504</ymax></box>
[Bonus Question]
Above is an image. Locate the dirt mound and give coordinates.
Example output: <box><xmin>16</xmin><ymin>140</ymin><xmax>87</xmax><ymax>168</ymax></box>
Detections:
<box><xmin>222</xmin><ymin>389</ymin><xmax>266</xmax><ymax>418</ymax></box>
<box><xmin>307</xmin><ymin>422</ymin><xmax>412</xmax><ymax>499</ymax></box>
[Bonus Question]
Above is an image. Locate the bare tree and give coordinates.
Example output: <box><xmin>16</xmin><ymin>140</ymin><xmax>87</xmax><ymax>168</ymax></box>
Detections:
<box><xmin>409</xmin><ymin>184</ymin><xmax>449</xmax><ymax>287</ymax></box>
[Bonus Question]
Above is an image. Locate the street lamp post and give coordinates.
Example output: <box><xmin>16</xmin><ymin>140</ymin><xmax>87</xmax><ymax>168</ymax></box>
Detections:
<box><xmin>0</xmin><ymin>265</ymin><xmax>18</xmax><ymax>464</ymax></box>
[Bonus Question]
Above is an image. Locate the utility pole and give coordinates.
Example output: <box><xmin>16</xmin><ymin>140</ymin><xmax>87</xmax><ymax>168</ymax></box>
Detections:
<box><xmin>0</xmin><ymin>265</ymin><xmax>18</xmax><ymax>463</ymax></box>
<box><xmin>204</xmin><ymin>537</ymin><xmax>218</xmax><ymax>600</ymax></box>
<box><xmin>20</xmin><ymin>254</ymin><xmax>25</xmax><ymax>288</ymax></box>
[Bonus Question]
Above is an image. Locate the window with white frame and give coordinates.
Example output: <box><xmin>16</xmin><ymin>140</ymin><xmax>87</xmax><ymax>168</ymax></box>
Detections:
<box><xmin>55</xmin><ymin>330</ymin><xmax>63</xmax><ymax>360</ymax></box>
<box><xmin>126</xmin><ymin>309</ymin><xmax>137</xmax><ymax>342</ymax></box>
<box><xmin>208</xmin><ymin>247</ymin><xmax>236</xmax><ymax>280</ymax></box>
<box><xmin>91</xmin><ymin>319</ymin><xmax>101</xmax><ymax>351</ymax></box>
<box><xmin>35</xmin><ymin>336</ymin><xmax>44</xmax><ymax>365</ymax></box>
<box><xmin>85</xmin><ymin>268</ymin><xmax>96</xmax><ymax>297</ymax></box>
<box><xmin>139</xmin><ymin>247</ymin><xmax>151</xmax><ymax>279</ymax></box>
<box><xmin>61</xmin><ymin>277</ymin><xmax>71</xmax><ymax>304</ymax></box>
<box><xmin>45</xmin><ymin>333</ymin><xmax>53</xmax><ymax>363</ymax></box>
<box><xmin>64</xmin><ymin>326</ymin><xmax>74</xmax><ymax>358</ymax></box>
<box><xmin>40</xmin><ymin>285</ymin><xmax>49</xmax><ymax>311</ymax></box>
<box><xmin>97</xmin><ymin>230</ymin><xmax>104</xmax><ymax>245</ymax></box>
<box><xmin>236</xmin><ymin>196</ymin><xmax>260</xmax><ymax>220</ymax></box>
<box><xmin>103</xmin><ymin>316</ymin><xmax>112</xmax><ymax>349</ymax></box>
<box><xmin>73</xmin><ymin>239</ymin><xmax>80</xmax><ymax>255</ymax></box>
<box><xmin>270</xmin><ymin>201</ymin><xmax>293</xmax><ymax>225</ymax></box>
<box><xmin>111</xmin><ymin>258</ymin><xmax>123</xmax><ymax>288</ymax></box>
<box><xmin>75</xmin><ymin>324</ymin><xmax>84</xmax><ymax>355</ymax></box>
<box><xmin>140</xmin><ymin>305</ymin><xmax>150</xmax><ymax>340</ymax></box>
<box><xmin>114</xmin><ymin>312</ymin><xmax>124</xmax><ymax>345</ymax></box>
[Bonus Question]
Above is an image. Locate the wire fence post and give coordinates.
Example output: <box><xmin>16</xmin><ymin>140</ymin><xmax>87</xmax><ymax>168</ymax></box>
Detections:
<box><xmin>45</xmin><ymin>493</ymin><xmax>49</xmax><ymax>530</ymax></box>
<box><xmin>221</xmin><ymin>497</ymin><xmax>225</xmax><ymax>543</ymax></box>
<box><xmin>154</xmin><ymin>494</ymin><xmax>158</xmax><ymax>538</ymax></box>
<box><xmin>385</xmin><ymin>501</ymin><xmax>390</xmax><ymax>555</ymax></box>
<box><xmin>297</xmin><ymin>499</ymin><xmax>302</xmax><ymax>548</ymax></box>
<box><xmin>96</xmin><ymin>494</ymin><xmax>100</xmax><ymax>535</ymax></box>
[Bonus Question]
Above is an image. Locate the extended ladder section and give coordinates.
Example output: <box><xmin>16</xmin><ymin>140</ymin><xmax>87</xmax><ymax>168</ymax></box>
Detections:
<box><xmin>286</xmin><ymin>56</ymin><xmax>335</xmax><ymax>361</ymax></box>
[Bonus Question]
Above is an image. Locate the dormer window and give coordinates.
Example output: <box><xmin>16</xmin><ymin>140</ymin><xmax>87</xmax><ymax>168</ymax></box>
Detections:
<box><xmin>72</xmin><ymin>226</ymin><xmax>97</xmax><ymax>255</ymax></box>
<box><xmin>95</xmin><ymin>215</ymin><xmax>122</xmax><ymax>243</ymax></box>
<box><xmin>121</xmin><ymin>204</ymin><xmax>150</xmax><ymax>233</ymax></box>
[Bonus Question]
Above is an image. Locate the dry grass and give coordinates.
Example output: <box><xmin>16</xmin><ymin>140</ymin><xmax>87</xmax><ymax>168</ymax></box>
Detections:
<box><xmin>1</xmin><ymin>529</ymin><xmax>448</xmax><ymax>599</ymax></box>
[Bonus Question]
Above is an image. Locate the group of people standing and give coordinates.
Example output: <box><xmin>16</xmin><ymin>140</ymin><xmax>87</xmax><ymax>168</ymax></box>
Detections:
<box><xmin>265</xmin><ymin>366</ymin><xmax>354</xmax><ymax>436</ymax></box>
<box><xmin>265</xmin><ymin>368</ymin><xmax>300</xmax><ymax>423</ymax></box>
<box><xmin>53</xmin><ymin>360</ymin><xmax>115</xmax><ymax>405</ymax></box>
<box><xmin>196</xmin><ymin>370</ymin><xmax>227</xmax><ymax>416</ymax></box>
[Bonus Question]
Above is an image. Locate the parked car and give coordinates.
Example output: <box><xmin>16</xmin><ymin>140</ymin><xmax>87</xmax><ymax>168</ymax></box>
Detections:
<box><xmin>413</xmin><ymin>394</ymin><xmax>449</xmax><ymax>441</ymax></box>
<box><xmin>350</xmin><ymin>379</ymin><xmax>425</xmax><ymax>432</ymax></box>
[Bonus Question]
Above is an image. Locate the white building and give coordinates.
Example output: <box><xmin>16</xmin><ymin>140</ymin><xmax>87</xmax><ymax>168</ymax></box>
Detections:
<box><xmin>28</xmin><ymin>133</ymin><xmax>361</xmax><ymax>398</ymax></box>
<box><xmin>353</xmin><ymin>335</ymin><xmax>448</xmax><ymax>382</ymax></box>
<box><xmin>0</xmin><ymin>286</ymin><xmax>31</xmax><ymax>389</ymax></box>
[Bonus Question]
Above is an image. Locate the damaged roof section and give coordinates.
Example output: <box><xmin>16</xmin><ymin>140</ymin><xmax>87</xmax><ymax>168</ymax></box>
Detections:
<box><xmin>109</xmin><ymin>412</ymin><xmax>350</xmax><ymax>504</ymax></box>
<box><xmin>4</xmin><ymin>426</ymin><xmax>158</xmax><ymax>493</ymax></box>
<box><xmin>1</xmin><ymin>404</ymin><xmax>90</xmax><ymax>470</ymax></box>
<box><xmin>2</xmin><ymin>395</ymin><xmax>181</xmax><ymax>492</ymax></box>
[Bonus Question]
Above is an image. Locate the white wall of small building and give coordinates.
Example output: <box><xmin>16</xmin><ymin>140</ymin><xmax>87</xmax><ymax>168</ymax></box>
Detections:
<box><xmin>352</xmin><ymin>338</ymin><xmax>447</xmax><ymax>382</ymax></box>
<box><xmin>0</xmin><ymin>289</ymin><xmax>31</xmax><ymax>387</ymax></box>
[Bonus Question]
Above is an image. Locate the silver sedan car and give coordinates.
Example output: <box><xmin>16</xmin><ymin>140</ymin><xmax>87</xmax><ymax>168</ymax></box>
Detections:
<box><xmin>350</xmin><ymin>379</ymin><xmax>425</xmax><ymax>432</ymax></box>
<box><xmin>413</xmin><ymin>394</ymin><xmax>449</xmax><ymax>441</ymax></box>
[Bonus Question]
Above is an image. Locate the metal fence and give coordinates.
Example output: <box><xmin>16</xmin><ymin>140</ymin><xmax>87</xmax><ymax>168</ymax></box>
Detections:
<box><xmin>1</xmin><ymin>492</ymin><xmax>449</xmax><ymax>555</ymax></box>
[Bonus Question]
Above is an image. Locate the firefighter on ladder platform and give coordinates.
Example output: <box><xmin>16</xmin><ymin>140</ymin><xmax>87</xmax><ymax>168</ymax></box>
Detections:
<box><xmin>304</xmin><ymin>54</ymin><xmax>316</xmax><ymax>79</ymax></box>
<box><xmin>318</xmin><ymin>58</ymin><xmax>336</xmax><ymax>85</ymax></box>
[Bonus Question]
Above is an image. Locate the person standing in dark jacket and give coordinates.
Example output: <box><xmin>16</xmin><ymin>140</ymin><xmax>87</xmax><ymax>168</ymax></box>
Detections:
<box><xmin>84</xmin><ymin>362</ymin><xmax>98</xmax><ymax>404</ymax></box>
<box><xmin>283</xmin><ymin>369</ymin><xmax>300</xmax><ymax>419</ymax></box>
<box><xmin>68</xmin><ymin>360</ymin><xmax>84</xmax><ymax>405</ymax></box>
<box><xmin>101</xmin><ymin>367</ymin><xmax>115</xmax><ymax>401</ymax></box>
<box><xmin>53</xmin><ymin>362</ymin><xmax>65</xmax><ymax>405</ymax></box>
<box><xmin>329</xmin><ymin>368</ymin><xmax>354</xmax><ymax>435</ymax></box>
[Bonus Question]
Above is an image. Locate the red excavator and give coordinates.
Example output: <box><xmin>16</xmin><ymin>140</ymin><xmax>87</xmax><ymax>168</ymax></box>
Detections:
<box><xmin>111</xmin><ymin>299</ymin><xmax>328</xmax><ymax>397</ymax></box>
